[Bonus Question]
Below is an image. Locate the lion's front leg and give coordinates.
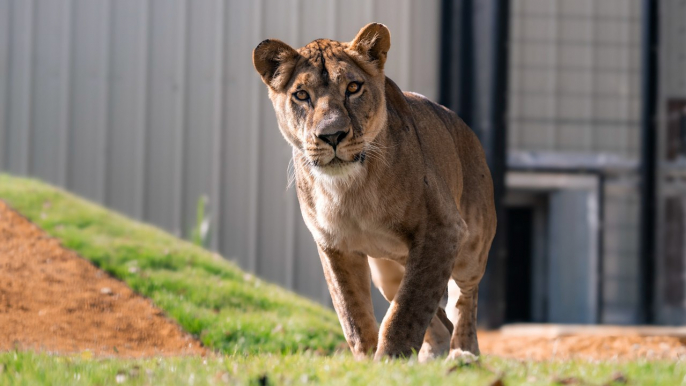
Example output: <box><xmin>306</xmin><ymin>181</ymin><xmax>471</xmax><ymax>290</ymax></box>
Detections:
<box><xmin>374</xmin><ymin>220</ymin><xmax>464</xmax><ymax>360</ymax></box>
<box><xmin>317</xmin><ymin>245</ymin><xmax>378</xmax><ymax>359</ymax></box>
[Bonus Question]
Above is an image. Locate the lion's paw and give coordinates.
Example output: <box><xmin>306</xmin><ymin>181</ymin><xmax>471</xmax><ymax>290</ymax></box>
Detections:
<box><xmin>445</xmin><ymin>349</ymin><xmax>479</xmax><ymax>364</ymax></box>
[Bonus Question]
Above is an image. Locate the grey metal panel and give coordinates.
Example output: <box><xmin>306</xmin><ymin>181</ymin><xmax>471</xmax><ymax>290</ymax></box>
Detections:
<box><xmin>68</xmin><ymin>0</ymin><xmax>109</xmax><ymax>202</ymax></box>
<box><xmin>145</xmin><ymin>0</ymin><xmax>183</xmax><ymax>232</ymax></box>
<box><xmin>107</xmin><ymin>0</ymin><xmax>147</xmax><ymax>217</ymax></box>
<box><xmin>408</xmin><ymin>0</ymin><xmax>440</xmax><ymax>99</ymax></box>
<box><xmin>57</xmin><ymin>0</ymin><xmax>72</xmax><ymax>187</ymax></box>
<box><xmin>221</xmin><ymin>0</ymin><xmax>255</xmax><ymax>268</ymax></box>
<box><xmin>256</xmin><ymin>0</ymin><xmax>295</xmax><ymax>284</ymax></box>
<box><xmin>299</xmin><ymin>0</ymin><xmax>330</xmax><ymax>45</ymax></box>
<box><xmin>209</xmin><ymin>0</ymin><xmax>225</xmax><ymax>252</ymax></box>
<box><xmin>374</xmin><ymin>0</ymin><xmax>412</xmax><ymax>89</ymax></box>
<box><xmin>601</xmin><ymin>188</ymin><xmax>640</xmax><ymax>317</ymax></box>
<box><xmin>134</xmin><ymin>0</ymin><xmax>150</xmax><ymax>219</ymax></box>
<box><xmin>182</xmin><ymin>0</ymin><xmax>218</xmax><ymax>240</ymax></box>
<box><xmin>548</xmin><ymin>190</ymin><xmax>598</xmax><ymax>323</ymax></box>
<box><xmin>337</xmin><ymin>0</ymin><xmax>375</xmax><ymax>42</ymax></box>
<box><xmin>245</xmin><ymin>0</ymin><xmax>263</xmax><ymax>274</ymax></box>
<box><xmin>6</xmin><ymin>0</ymin><xmax>34</xmax><ymax>175</ymax></box>
<box><xmin>171</xmin><ymin>0</ymin><xmax>188</xmax><ymax>235</ymax></box>
<box><xmin>0</xmin><ymin>0</ymin><xmax>10</xmax><ymax>170</ymax></box>
<box><xmin>31</xmin><ymin>0</ymin><xmax>69</xmax><ymax>185</ymax></box>
<box><xmin>294</xmin><ymin>210</ymin><xmax>327</xmax><ymax>303</ymax></box>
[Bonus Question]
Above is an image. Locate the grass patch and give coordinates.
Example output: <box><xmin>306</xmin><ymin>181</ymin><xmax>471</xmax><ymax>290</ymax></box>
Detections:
<box><xmin>0</xmin><ymin>174</ymin><xmax>343</xmax><ymax>355</ymax></box>
<box><xmin>1</xmin><ymin>351</ymin><xmax>684</xmax><ymax>385</ymax></box>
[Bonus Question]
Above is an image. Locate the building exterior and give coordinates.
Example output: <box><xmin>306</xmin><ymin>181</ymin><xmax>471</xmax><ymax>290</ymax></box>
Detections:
<box><xmin>504</xmin><ymin>0</ymin><xmax>643</xmax><ymax>324</ymax></box>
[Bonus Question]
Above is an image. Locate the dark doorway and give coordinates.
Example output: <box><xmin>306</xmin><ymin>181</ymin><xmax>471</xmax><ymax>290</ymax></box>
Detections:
<box><xmin>505</xmin><ymin>207</ymin><xmax>534</xmax><ymax>322</ymax></box>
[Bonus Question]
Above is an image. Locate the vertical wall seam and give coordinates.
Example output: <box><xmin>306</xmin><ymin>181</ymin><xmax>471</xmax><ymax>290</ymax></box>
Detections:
<box><xmin>210</xmin><ymin>0</ymin><xmax>225</xmax><ymax>252</ymax></box>
<box><xmin>588</xmin><ymin>0</ymin><xmax>597</xmax><ymax>152</ymax></box>
<box><xmin>174</xmin><ymin>0</ymin><xmax>189</xmax><ymax>236</ymax></box>
<box><xmin>59</xmin><ymin>0</ymin><xmax>73</xmax><ymax>188</ymax></box>
<box><xmin>247</xmin><ymin>0</ymin><xmax>263</xmax><ymax>274</ymax></box>
<box><xmin>511</xmin><ymin>1</ymin><xmax>522</xmax><ymax>149</ymax></box>
<box><xmin>550</xmin><ymin>0</ymin><xmax>559</xmax><ymax>151</ymax></box>
<box><xmin>401</xmin><ymin>0</ymin><xmax>411</xmax><ymax>89</ymax></box>
<box><xmin>327</xmin><ymin>0</ymin><xmax>337</xmax><ymax>38</ymax></box>
<box><xmin>6</xmin><ymin>0</ymin><xmax>17</xmax><ymax>171</ymax></box>
<box><xmin>100</xmin><ymin>0</ymin><xmax>113</xmax><ymax>204</ymax></box>
<box><xmin>366</xmin><ymin>0</ymin><xmax>374</xmax><ymax>22</ymax></box>
<box><xmin>136</xmin><ymin>0</ymin><xmax>151</xmax><ymax>220</ymax></box>
<box><xmin>619</xmin><ymin>2</ymin><xmax>630</xmax><ymax>156</ymax></box>
<box><xmin>0</xmin><ymin>0</ymin><xmax>11</xmax><ymax>170</ymax></box>
<box><xmin>24</xmin><ymin>0</ymin><xmax>36</xmax><ymax>175</ymax></box>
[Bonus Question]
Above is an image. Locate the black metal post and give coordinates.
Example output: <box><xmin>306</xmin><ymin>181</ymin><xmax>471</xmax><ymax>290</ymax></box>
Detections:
<box><xmin>439</xmin><ymin>0</ymin><xmax>474</xmax><ymax>126</ymax></box>
<box><xmin>483</xmin><ymin>0</ymin><xmax>510</xmax><ymax>328</ymax></box>
<box><xmin>457</xmin><ymin>0</ymin><xmax>474</xmax><ymax>126</ymax></box>
<box><xmin>439</xmin><ymin>0</ymin><xmax>455</xmax><ymax>109</ymax></box>
<box><xmin>596</xmin><ymin>173</ymin><xmax>605</xmax><ymax>324</ymax></box>
<box><xmin>639</xmin><ymin>0</ymin><xmax>659</xmax><ymax>324</ymax></box>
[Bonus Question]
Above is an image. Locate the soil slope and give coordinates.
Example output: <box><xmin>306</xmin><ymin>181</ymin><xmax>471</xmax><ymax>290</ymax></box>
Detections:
<box><xmin>0</xmin><ymin>200</ymin><xmax>205</xmax><ymax>357</ymax></box>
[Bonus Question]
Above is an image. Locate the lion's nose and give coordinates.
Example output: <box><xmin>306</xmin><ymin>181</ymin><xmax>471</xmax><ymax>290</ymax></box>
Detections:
<box><xmin>317</xmin><ymin>130</ymin><xmax>349</xmax><ymax>149</ymax></box>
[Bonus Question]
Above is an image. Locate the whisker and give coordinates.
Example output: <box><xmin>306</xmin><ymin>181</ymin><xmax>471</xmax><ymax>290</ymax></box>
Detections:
<box><xmin>287</xmin><ymin>156</ymin><xmax>297</xmax><ymax>189</ymax></box>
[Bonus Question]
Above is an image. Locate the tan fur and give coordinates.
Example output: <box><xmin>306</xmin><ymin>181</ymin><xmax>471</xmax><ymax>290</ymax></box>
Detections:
<box><xmin>253</xmin><ymin>23</ymin><xmax>496</xmax><ymax>361</ymax></box>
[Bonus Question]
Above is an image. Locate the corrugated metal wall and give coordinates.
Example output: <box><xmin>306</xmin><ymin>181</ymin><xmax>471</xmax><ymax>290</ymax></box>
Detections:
<box><xmin>0</xmin><ymin>0</ymin><xmax>441</xmax><ymax>308</ymax></box>
<box><xmin>508</xmin><ymin>0</ymin><xmax>644</xmax><ymax>323</ymax></box>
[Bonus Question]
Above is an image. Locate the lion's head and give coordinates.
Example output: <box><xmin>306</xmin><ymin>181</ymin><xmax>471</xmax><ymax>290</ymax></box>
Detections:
<box><xmin>253</xmin><ymin>23</ymin><xmax>391</xmax><ymax>180</ymax></box>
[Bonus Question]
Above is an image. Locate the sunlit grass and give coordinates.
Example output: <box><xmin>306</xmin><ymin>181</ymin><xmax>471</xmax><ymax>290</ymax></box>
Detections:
<box><xmin>1</xmin><ymin>351</ymin><xmax>684</xmax><ymax>386</ymax></box>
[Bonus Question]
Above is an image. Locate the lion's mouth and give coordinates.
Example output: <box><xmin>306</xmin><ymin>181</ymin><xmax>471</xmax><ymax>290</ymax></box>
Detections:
<box><xmin>321</xmin><ymin>151</ymin><xmax>366</xmax><ymax>167</ymax></box>
<box><xmin>310</xmin><ymin>151</ymin><xmax>366</xmax><ymax>177</ymax></box>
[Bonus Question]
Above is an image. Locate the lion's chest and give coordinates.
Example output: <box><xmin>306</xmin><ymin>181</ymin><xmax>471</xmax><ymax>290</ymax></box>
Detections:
<box><xmin>308</xmin><ymin>193</ymin><xmax>409</xmax><ymax>260</ymax></box>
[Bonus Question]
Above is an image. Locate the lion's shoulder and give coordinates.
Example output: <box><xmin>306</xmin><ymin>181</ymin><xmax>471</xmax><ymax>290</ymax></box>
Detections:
<box><xmin>402</xmin><ymin>91</ymin><xmax>459</xmax><ymax>125</ymax></box>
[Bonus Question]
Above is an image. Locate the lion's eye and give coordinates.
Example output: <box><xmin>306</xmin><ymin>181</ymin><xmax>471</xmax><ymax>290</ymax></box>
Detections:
<box><xmin>294</xmin><ymin>90</ymin><xmax>310</xmax><ymax>101</ymax></box>
<box><xmin>346</xmin><ymin>82</ymin><xmax>361</xmax><ymax>94</ymax></box>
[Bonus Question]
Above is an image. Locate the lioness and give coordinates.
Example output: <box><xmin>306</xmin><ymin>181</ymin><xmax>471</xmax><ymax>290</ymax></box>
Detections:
<box><xmin>253</xmin><ymin>23</ymin><xmax>496</xmax><ymax>361</ymax></box>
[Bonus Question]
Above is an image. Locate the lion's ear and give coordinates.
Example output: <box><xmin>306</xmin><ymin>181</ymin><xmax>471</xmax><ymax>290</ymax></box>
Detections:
<box><xmin>253</xmin><ymin>39</ymin><xmax>299</xmax><ymax>90</ymax></box>
<box><xmin>349</xmin><ymin>23</ymin><xmax>391</xmax><ymax>70</ymax></box>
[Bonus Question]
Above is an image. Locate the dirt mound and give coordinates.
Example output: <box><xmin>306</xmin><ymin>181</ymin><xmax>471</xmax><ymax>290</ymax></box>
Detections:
<box><xmin>0</xmin><ymin>200</ymin><xmax>205</xmax><ymax>358</ymax></box>
<box><xmin>479</xmin><ymin>331</ymin><xmax>686</xmax><ymax>361</ymax></box>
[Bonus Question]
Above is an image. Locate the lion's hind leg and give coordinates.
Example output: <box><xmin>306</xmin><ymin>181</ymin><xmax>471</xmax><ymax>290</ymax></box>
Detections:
<box><xmin>446</xmin><ymin>205</ymin><xmax>494</xmax><ymax>361</ymax></box>
<box><xmin>445</xmin><ymin>283</ymin><xmax>480</xmax><ymax>361</ymax></box>
<box><xmin>368</xmin><ymin>257</ymin><xmax>452</xmax><ymax>362</ymax></box>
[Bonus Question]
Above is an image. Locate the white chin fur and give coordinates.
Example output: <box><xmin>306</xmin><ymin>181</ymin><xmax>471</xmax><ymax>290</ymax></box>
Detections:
<box><xmin>311</xmin><ymin>161</ymin><xmax>365</xmax><ymax>188</ymax></box>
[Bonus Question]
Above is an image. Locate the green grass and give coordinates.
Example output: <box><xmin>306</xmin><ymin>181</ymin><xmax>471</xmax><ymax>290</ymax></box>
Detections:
<box><xmin>1</xmin><ymin>173</ymin><xmax>685</xmax><ymax>385</ymax></box>
<box><xmin>0</xmin><ymin>174</ymin><xmax>343</xmax><ymax>355</ymax></box>
<box><xmin>1</xmin><ymin>351</ymin><xmax>684</xmax><ymax>386</ymax></box>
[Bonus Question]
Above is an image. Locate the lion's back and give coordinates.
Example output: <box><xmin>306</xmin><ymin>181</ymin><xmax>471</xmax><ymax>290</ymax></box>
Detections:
<box><xmin>402</xmin><ymin>91</ymin><xmax>496</xmax><ymax>231</ymax></box>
